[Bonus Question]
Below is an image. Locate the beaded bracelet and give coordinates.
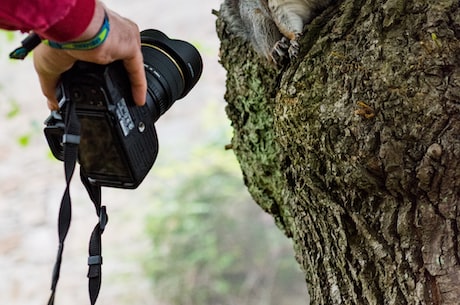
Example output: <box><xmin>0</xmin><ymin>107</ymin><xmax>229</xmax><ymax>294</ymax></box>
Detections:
<box><xmin>43</xmin><ymin>11</ymin><xmax>110</xmax><ymax>50</ymax></box>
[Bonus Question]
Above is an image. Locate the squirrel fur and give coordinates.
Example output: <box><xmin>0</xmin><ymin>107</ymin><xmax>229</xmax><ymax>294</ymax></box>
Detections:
<box><xmin>220</xmin><ymin>0</ymin><xmax>334</xmax><ymax>64</ymax></box>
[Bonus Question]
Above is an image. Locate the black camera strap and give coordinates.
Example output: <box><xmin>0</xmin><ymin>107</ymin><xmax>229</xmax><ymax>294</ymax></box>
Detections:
<box><xmin>47</xmin><ymin>98</ymin><xmax>108</xmax><ymax>305</ymax></box>
<box><xmin>80</xmin><ymin>170</ymin><xmax>107</xmax><ymax>305</ymax></box>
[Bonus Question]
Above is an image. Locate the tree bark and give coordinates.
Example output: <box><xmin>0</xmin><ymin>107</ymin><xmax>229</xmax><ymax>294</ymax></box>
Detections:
<box><xmin>216</xmin><ymin>0</ymin><xmax>460</xmax><ymax>304</ymax></box>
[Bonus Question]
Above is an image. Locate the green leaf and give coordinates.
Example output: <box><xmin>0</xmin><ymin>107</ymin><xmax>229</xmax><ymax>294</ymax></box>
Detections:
<box><xmin>6</xmin><ymin>100</ymin><xmax>20</xmax><ymax>118</ymax></box>
<box><xmin>17</xmin><ymin>134</ymin><xmax>31</xmax><ymax>147</ymax></box>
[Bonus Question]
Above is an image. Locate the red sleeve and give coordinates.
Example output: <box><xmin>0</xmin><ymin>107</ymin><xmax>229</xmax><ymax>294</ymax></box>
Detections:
<box><xmin>0</xmin><ymin>0</ymin><xmax>95</xmax><ymax>42</ymax></box>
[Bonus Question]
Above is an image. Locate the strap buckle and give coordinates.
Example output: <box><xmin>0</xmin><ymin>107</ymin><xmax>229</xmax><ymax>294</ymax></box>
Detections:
<box><xmin>88</xmin><ymin>255</ymin><xmax>103</xmax><ymax>266</ymax></box>
<box><xmin>62</xmin><ymin>134</ymin><xmax>81</xmax><ymax>144</ymax></box>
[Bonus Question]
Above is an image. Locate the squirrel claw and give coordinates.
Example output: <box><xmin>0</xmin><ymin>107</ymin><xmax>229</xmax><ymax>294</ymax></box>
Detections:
<box><xmin>288</xmin><ymin>40</ymin><xmax>299</xmax><ymax>58</ymax></box>
<box><xmin>273</xmin><ymin>37</ymin><xmax>289</xmax><ymax>54</ymax></box>
<box><xmin>288</xmin><ymin>33</ymin><xmax>301</xmax><ymax>59</ymax></box>
<box><xmin>270</xmin><ymin>36</ymin><xmax>300</xmax><ymax>65</ymax></box>
<box><xmin>270</xmin><ymin>37</ymin><xmax>289</xmax><ymax>64</ymax></box>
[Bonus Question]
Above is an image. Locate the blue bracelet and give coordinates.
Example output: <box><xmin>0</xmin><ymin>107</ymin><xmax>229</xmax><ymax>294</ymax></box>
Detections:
<box><xmin>43</xmin><ymin>11</ymin><xmax>110</xmax><ymax>50</ymax></box>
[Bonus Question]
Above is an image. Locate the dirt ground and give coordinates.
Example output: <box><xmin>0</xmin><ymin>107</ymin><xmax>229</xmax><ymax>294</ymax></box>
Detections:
<box><xmin>0</xmin><ymin>1</ymin><xmax>228</xmax><ymax>304</ymax></box>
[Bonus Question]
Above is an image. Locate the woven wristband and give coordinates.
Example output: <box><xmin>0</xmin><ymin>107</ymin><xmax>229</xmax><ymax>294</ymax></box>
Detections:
<box><xmin>43</xmin><ymin>11</ymin><xmax>110</xmax><ymax>50</ymax></box>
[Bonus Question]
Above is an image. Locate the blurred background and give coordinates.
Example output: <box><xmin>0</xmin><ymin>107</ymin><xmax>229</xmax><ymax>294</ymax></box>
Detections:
<box><xmin>0</xmin><ymin>0</ymin><xmax>307</xmax><ymax>304</ymax></box>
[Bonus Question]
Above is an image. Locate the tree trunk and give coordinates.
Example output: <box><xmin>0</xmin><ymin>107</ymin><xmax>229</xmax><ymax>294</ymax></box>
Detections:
<box><xmin>216</xmin><ymin>0</ymin><xmax>460</xmax><ymax>304</ymax></box>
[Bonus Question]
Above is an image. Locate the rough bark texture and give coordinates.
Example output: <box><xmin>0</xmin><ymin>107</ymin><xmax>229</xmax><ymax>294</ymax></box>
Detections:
<box><xmin>216</xmin><ymin>0</ymin><xmax>460</xmax><ymax>304</ymax></box>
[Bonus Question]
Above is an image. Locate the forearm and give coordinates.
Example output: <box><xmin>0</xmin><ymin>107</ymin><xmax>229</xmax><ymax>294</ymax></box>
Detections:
<box><xmin>39</xmin><ymin>0</ymin><xmax>96</xmax><ymax>42</ymax></box>
<box><xmin>42</xmin><ymin>0</ymin><xmax>109</xmax><ymax>43</ymax></box>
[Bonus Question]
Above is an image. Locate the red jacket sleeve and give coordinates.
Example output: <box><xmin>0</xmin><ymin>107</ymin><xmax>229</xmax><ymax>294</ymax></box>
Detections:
<box><xmin>0</xmin><ymin>0</ymin><xmax>95</xmax><ymax>42</ymax></box>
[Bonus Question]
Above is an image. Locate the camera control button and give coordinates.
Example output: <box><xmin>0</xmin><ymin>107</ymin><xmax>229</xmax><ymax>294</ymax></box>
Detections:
<box><xmin>138</xmin><ymin>122</ymin><xmax>146</xmax><ymax>133</ymax></box>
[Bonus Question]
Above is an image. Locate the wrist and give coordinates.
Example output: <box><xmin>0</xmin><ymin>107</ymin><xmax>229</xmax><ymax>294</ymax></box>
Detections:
<box><xmin>42</xmin><ymin>0</ymin><xmax>96</xmax><ymax>42</ymax></box>
<box><xmin>43</xmin><ymin>6</ymin><xmax>110</xmax><ymax>50</ymax></box>
<box><xmin>75</xmin><ymin>1</ymin><xmax>106</xmax><ymax>42</ymax></box>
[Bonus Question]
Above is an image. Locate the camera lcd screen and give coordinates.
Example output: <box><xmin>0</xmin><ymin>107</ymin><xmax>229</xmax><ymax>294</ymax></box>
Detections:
<box><xmin>78</xmin><ymin>115</ymin><xmax>131</xmax><ymax>180</ymax></box>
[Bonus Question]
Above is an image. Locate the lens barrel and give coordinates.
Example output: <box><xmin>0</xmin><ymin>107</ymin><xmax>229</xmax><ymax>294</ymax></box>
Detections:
<box><xmin>140</xmin><ymin>30</ymin><xmax>203</xmax><ymax>122</ymax></box>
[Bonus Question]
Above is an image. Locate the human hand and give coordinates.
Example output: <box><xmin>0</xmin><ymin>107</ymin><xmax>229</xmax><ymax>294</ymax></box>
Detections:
<box><xmin>33</xmin><ymin>1</ymin><xmax>146</xmax><ymax>110</ymax></box>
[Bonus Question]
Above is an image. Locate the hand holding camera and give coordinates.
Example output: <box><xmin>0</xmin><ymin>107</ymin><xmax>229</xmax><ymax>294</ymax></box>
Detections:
<box><xmin>33</xmin><ymin>1</ymin><xmax>147</xmax><ymax>110</ymax></box>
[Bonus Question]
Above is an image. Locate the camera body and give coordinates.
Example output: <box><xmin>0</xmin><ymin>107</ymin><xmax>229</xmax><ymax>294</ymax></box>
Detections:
<box><xmin>45</xmin><ymin>61</ymin><xmax>159</xmax><ymax>188</ymax></box>
<box><xmin>44</xmin><ymin>29</ymin><xmax>202</xmax><ymax>189</ymax></box>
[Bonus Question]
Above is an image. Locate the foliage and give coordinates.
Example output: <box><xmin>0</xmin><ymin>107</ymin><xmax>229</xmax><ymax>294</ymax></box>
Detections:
<box><xmin>0</xmin><ymin>30</ymin><xmax>37</xmax><ymax>147</ymax></box>
<box><xmin>0</xmin><ymin>29</ymin><xmax>17</xmax><ymax>42</ymax></box>
<box><xmin>144</xmin><ymin>127</ymin><xmax>306</xmax><ymax>305</ymax></box>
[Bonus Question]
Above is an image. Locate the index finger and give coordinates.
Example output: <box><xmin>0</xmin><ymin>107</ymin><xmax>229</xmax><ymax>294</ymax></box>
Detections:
<box><xmin>123</xmin><ymin>50</ymin><xmax>147</xmax><ymax>106</ymax></box>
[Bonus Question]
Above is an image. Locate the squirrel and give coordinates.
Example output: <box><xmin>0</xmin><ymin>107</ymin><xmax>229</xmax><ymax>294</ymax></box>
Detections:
<box><xmin>219</xmin><ymin>0</ymin><xmax>334</xmax><ymax>65</ymax></box>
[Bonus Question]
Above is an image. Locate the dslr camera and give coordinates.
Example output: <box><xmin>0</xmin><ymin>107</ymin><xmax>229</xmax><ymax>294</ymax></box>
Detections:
<box><xmin>44</xmin><ymin>29</ymin><xmax>203</xmax><ymax>188</ymax></box>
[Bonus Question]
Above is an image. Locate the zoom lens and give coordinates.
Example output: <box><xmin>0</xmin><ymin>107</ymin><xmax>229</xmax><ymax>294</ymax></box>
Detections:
<box><xmin>140</xmin><ymin>29</ymin><xmax>203</xmax><ymax>122</ymax></box>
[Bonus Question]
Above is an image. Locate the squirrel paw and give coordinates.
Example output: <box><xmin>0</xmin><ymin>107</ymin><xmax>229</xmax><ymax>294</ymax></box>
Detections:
<box><xmin>270</xmin><ymin>35</ymin><xmax>301</xmax><ymax>65</ymax></box>
<box><xmin>270</xmin><ymin>37</ymin><xmax>290</xmax><ymax>64</ymax></box>
<box><xmin>288</xmin><ymin>33</ymin><xmax>302</xmax><ymax>58</ymax></box>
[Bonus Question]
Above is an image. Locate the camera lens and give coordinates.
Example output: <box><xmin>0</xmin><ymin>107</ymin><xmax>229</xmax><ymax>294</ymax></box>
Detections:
<box><xmin>140</xmin><ymin>30</ymin><xmax>203</xmax><ymax>122</ymax></box>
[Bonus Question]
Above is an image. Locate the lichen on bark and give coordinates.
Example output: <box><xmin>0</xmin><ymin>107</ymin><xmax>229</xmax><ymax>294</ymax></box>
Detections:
<box><xmin>218</xmin><ymin>29</ymin><xmax>294</xmax><ymax>236</ymax></box>
<box><xmin>217</xmin><ymin>0</ymin><xmax>460</xmax><ymax>303</ymax></box>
